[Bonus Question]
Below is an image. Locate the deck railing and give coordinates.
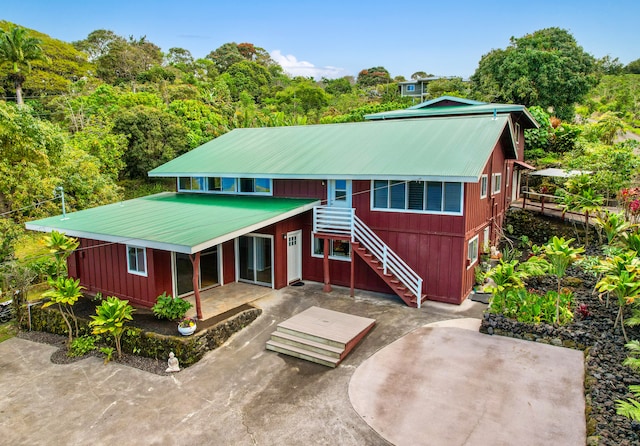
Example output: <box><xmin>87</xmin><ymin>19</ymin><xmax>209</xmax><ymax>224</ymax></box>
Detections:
<box><xmin>313</xmin><ymin>206</ymin><xmax>423</xmax><ymax>308</ymax></box>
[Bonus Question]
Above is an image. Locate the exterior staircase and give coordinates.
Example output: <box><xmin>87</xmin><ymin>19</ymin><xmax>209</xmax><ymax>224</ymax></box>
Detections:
<box><xmin>313</xmin><ymin>206</ymin><xmax>426</xmax><ymax>308</ymax></box>
<box><xmin>266</xmin><ymin>306</ymin><xmax>376</xmax><ymax>367</ymax></box>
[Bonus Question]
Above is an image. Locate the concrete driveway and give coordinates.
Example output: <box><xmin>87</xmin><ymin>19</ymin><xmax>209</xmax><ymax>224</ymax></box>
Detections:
<box><xmin>0</xmin><ymin>284</ymin><xmax>584</xmax><ymax>445</ymax></box>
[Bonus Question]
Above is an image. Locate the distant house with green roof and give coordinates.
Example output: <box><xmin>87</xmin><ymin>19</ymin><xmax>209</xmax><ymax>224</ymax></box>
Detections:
<box><xmin>26</xmin><ymin>96</ymin><xmax>538</xmax><ymax>315</ymax></box>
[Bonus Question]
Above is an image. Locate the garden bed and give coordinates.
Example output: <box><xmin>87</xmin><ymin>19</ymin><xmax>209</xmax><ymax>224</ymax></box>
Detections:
<box><xmin>19</xmin><ymin>295</ymin><xmax>262</xmax><ymax>371</ymax></box>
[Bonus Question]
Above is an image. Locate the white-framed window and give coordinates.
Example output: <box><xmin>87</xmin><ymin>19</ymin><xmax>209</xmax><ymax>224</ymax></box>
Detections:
<box><xmin>467</xmin><ymin>235</ymin><xmax>479</xmax><ymax>268</ymax></box>
<box><xmin>372</xmin><ymin>180</ymin><xmax>463</xmax><ymax>215</ymax></box>
<box><xmin>311</xmin><ymin>235</ymin><xmax>351</xmax><ymax>262</ymax></box>
<box><xmin>127</xmin><ymin>245</ymin><xmax>147</xmax><ymax>276</ymax></box>
<box><xmin>480</xmin><ymin>175</ymin><xmax>488</xmax><ymax>199</ymax></box>
<box><xmin>491</xmin><ymin>173</ymin><xmax>502</xmax><ymax>195</ymax></box>
<box><xmin>515</xmin><ymin>122</ymin><xmax>521</xmax><ymax>144</ymax></box>
<box><xmin>406</xmin><ymin>84</ymin><xmax>416</xmax><ymax>92</ymax></box>
<box><xmin>177</xmin><ymin>177</ymin><xmax>272</xmax><ymax>195</ymax></box>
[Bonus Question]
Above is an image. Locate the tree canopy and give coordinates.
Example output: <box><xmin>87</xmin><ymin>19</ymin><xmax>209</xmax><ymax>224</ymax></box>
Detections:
<box><xmin>471</xmin><ymin>27</ymin><xmax>598</xmax><ymax>120</ymax></box>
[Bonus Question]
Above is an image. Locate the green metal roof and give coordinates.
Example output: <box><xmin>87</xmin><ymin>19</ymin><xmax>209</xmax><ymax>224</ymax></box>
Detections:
<box><xmin>407</xmin><ymin>96</ymin><xmax>486</xmax><ymax>108</ymax></box>
<box><xmin>149</xmin><ymin>115</ymin><xmax>513</xmax><ymax>183</ymax></box>
<box><xmin>365</xmin><ymin>103</ymin><xmax>539</xmax><ymax>128</ymax></box>
<box><xmin>26</xmin><ymin>193</ymin><xmax>319</xmax><ymax>254</ymax></box>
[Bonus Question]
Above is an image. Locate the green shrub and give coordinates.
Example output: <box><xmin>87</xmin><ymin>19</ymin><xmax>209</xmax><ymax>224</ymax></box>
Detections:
<box><xmin>152</xmin><ymin>292</ymin><xmax>192</xmax><ymax>320</ymax></box>
<box><xmin>68</xmin><ymin>335</ymin><xmax>96</xmax><ymax>357</ymax></box>
<box><xmin>489</xmin><ymin>288</ymin><xmax>574</xmax><ymax>325</ymax></box>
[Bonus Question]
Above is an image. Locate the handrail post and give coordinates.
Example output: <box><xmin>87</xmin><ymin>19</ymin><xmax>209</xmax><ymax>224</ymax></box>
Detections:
<box><xmin>382</xmin><ymin>246</ymin><xmax>388</xmax><ymax>274</ymax></box>
<box><xmin>417</xmin><ymin>278</ymin><xmax>423</xmax><ymax>308</ymax></box>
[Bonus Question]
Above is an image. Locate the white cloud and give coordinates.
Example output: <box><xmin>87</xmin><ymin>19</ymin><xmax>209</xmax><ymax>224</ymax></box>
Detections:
<box><xmin>270</xmin><ymin>50</ymin><xmax>349</xmax><ymax>79</ymax></box>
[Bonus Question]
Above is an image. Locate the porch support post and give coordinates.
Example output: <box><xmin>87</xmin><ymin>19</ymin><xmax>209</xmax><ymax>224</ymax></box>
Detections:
<box><xmin>323</xmin><ymin>238</ymin><xmax>332</xmax><ymax>292</ymax></box>
<box><xmin>350</xmin><ymin>243</ymin><xmax>355</xmax><ymax>297</ymax></box>
<box><xmin>190</xmin><ymin>252</ymin><xmax>203</xmax><ymax>320</ymax></box>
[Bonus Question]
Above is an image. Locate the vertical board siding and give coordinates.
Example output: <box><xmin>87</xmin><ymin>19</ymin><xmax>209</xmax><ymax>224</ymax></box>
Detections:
<box><xmin>222</xmin><ymin>240</ymin><xmax>235</xmax><ymax>285</ymax></box>
<box><xmin>72</xmin><ymin>238</ymin><xmax>164</xmax><ymax>308</ymax></box>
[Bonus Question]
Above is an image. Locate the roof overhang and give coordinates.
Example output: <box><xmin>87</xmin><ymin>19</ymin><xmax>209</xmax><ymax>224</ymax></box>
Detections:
<box><xmin>529</xmin><ymin>168</ymin><xmax>591</xmax><ymax>178</ymax></box>
<box><xmin>26</xmin><ymin>193</ymin><xmax>320</xmax><ymax>254</ymax></box>
<box><xmin>513</xmin><ymin>160</ymin><xmax>535</xmax><ymax>170</ymax></box>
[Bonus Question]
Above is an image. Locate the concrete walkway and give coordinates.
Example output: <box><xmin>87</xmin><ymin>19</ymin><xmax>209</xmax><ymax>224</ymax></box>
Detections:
<box><xmin>0</xmin><ymin>284</ymin><xmax>585</xmax><ymax>445</ymax></box>
<box><xmin>349</xmin><ymin>318</ymin><xmax>586</xmax><ymax>446</ymax></box>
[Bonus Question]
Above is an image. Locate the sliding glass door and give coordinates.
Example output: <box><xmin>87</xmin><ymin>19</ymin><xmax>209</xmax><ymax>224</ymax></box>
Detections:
<box><xmin>238</xmin><ymin>235</ymin><xmax>273</xmax><ymax>287</ymax></box>
<box><xmin>175</xmin><ymin>246</ymin><xmax>219</xmax><ymax>296</ymax></box>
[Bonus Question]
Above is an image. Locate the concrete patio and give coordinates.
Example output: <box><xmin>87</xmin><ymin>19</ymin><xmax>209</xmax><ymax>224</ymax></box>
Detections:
<box><xmin>0</xmin><ymin>283</ymin><xmax>585</xmax><ymax>445</ymax></box>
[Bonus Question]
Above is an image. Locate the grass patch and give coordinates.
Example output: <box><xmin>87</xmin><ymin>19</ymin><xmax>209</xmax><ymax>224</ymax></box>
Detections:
<box><xmin>15</xmin><ymin>232</ymin><xmax>49</xmax><ymax>263</ymax></box>
<box><xmin>0</xmin><ymin>321</ymin><xmax>18</xmax><ymax>343</ymax></box>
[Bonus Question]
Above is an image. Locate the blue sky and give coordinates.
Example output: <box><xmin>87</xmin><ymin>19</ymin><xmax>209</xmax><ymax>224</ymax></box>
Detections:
<box><xmin>4</xmin><ymin>0</ymin><xmax>638</xmax><ymax>79</ymax></box>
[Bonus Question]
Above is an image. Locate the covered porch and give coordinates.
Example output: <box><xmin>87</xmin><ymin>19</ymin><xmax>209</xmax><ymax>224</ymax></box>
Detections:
<box><xmin>183</xmin><ymin>282</ymin><xmax>276</xmax><ymax>321</ymax></box>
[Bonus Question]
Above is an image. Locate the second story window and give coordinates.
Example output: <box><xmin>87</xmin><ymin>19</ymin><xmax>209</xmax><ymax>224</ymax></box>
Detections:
<box><xmin>372</xmin><ymin>180</ymin><xmax>463</xmax><ymax>214</ymax></box>
<box><xmin>406</xmin><ymin>84</ymin><xmax>416</xmax><ymax>92</ymax></box>
<box><xmin>178</xmin><ymin>177</ymin><xmax>272</xmax><ymax>195</ymax></box>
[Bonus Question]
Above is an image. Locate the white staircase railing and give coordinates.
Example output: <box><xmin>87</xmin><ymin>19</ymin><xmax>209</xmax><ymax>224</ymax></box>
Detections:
<box><xmin>313</xmin><ymin>206</ymin><xmax>424</xmax><ymax>308</ymax></box>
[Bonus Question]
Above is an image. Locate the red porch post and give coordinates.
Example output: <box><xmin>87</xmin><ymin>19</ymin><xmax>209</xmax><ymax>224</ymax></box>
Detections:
<box><xmin>323</xmin><ymin>237</ymin><xmax>332</xmax><ymax>292</ymax></box>
<box><xmin>350</xmin><ymin>242</ymin><xmax>355</xmax><ymax>297</ymax></box>
<box><xmin>190</xmin><ymin>252</ymin><xmax>203</xmax><ymax>320</ymax></box>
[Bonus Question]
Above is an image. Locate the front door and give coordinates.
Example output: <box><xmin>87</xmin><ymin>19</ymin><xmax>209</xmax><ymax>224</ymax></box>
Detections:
<box><xmin>287</xmin><ymin>230</ymin><xmax>302</xmax><ymax>284</ymax></box>
<box><xmin>328</xmin><ymin>180</ymin><xmax>352</xmax><ymax>207</ymax></box>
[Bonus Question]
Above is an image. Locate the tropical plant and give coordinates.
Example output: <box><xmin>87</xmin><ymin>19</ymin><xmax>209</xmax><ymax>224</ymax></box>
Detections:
<box><xmin>41</xmin><ymin>276</ymin><xmax>84</xmax><ymax>343</ymax></box>
<box><xmin>616</xmin><ymin>340</ymin><xmax>640</xmax><ymax>421</ymax></box>
<box><xmin>541</xmin><ymin>236</ymin><xmax>584</xmax><ymax>323</ymax></box>
<box><xmin>43</xmin><ymin>230</ymin><xmax>79</xmax><ymax>278</ymax></box>
<box><xmin>0</xmin><ymin>25</ymin><xmax>49</xmax><ymax>105</ymax></box>
<box><xmin>151</xmin><ymin>292</ymin><xmax>192</xmax><ymax>320</ymax></box>
<box><xmin>100</xmin><ymin>346</ymin><xmax>114</xmax><ymax>364</ymax></box>
<box><xmin>594</xmin><ymin>210</ymin><xmax>633</xmax><ymax>246</ymax></box>
<box><xmin>596</xmin><ymin>253</ymin><xmax>640</xmax><ymax>342</ymax></box>
<box><xmin>90</xmin><ymin>296</ymin><xmax>135</xmax><ymax>359</ymax></box>
<box><xmin>68</xmin><ymin>335</ymin><xmax>96</xmax><ymax>357</ymax></box>
<box><xmin>488</xmin><ymin>288</ymin><xmax>573</xmax><ymax>325</ymax></box>
<box><xmin>622</xmin><ymin>230</ymin><xmax>640</xmax><ymax>253</ymax></box>
<box><xmin>1</xmin><ymin>261</ymin><xmax>37</xmax><ymax>326</ymax></box>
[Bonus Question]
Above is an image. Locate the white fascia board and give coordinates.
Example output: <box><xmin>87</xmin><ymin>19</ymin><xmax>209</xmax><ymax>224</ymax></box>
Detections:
<box><xmin>25</xmin><ymin>223</ymin><xmax>194</xmax><ymax>254</ymax></box>
<box><xmin>148</xmin><ymin>172</ymin><xmax>481</xmax><ymax>183</ymax></box>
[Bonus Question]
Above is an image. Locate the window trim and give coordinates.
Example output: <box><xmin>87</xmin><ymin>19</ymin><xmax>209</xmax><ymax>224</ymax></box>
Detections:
<box><xmin>491</xmin><ymin>173</ymin><xmax>502</xmax><ymax>195</ymax></box>
<box><xmin>406</xmin><ymin>84</ymin><xmax>416</xmax><ymax>92</ymax></box>
<box><xmin>515</xmin><ymin>122</ymin><xmax>521</xmax><ymax>144</ymax></box>
<box><xmin>467</xmin><ymin>235</ymin><xmax>479</xmax><ymax>269</ymax></box>
<box><xmin>370</xmin><ymin>180</ymin><xmax>463</xmax><ymax>216</ymax></box>
<box><xmin>311</xmin><ymin>234</ymin><xmax>352</xmax><ymax>262</ymax></box>
<box><xmin>480</xmin><ymin>174</ymin><xmax>488</xmax><ymax>199</ymax></box>
<box><xmin>127</xmin><ymin>245</ymin><xmax>147</xmax><ymax>277</ymax></box>
<box><xmin>177</xmin><ymin>176</ymin><xmax>272</xmax><ymax>196</ymax></box>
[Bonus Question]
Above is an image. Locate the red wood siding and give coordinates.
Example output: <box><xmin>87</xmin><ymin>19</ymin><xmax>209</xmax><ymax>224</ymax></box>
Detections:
<box><xmin>71</xmin><ymin>238</ymin><xmax>167</xmax><ymax>307</ymax></box>
<box><xmin>222</xmin><ymin>240</ymin><xmax>235</xmax><ymax>285</ymax></box>
<box><xmin>274</xmin><ymin>179</ymin><xmax>325</xmax><ymax>200</ymax></box>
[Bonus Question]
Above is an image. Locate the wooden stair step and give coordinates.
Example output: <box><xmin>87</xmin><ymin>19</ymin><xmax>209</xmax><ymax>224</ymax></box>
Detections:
<box><xmin>270</xmin><ymin>331</ymin><xmax>344</xmax><ymax>359</ymax></box>
<box><xmin>266</xmin><ymin>340</ymin><xmax>340</xmax><ymax>368</ymax></box>
<box><xmin>276</xmin><ymin>326</ymin><xmax>346</xmax><ymax>349</ymax></box>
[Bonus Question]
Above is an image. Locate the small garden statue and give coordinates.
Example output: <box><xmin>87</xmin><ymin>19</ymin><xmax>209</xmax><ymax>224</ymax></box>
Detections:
<box><xmin>166</xmin><ymin>352</ymin><xmax>180</xmax><ymax>373</ymax></box>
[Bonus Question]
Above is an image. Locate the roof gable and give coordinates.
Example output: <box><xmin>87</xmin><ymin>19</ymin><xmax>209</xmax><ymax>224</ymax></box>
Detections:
<box><xmin>365</xmin><ymin>96</ymin><xmax>539</xmax><ymax>129</ymax></box>
<box><xmin>149</xmin><ymin>115</ymin><xmax>515</xmax><ymax>182</ymax></box>
<box><xmin>408</xmin><ymin>96</ymin><xmax>486</xmax><ymax>109</ymax></box>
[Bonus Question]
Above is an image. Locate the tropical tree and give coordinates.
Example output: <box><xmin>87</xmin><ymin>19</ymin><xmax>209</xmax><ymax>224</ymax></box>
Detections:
<box><xmin>471</xmin><ymin>27</ymin><xmax>598</xmax><ymax>120</ymax></box>
<box><xmin>356</xmin><ymin>66</ymin><xmax>391</xmax><ymax>87</ymax></box>
<box><xmin>596</xmin><ymin>252</ymin><xmax>640</xmax><ymax>342</ymax></box>
<box><xmin>541</xmin><ymin>236</ymin><xmax>584</xmax><ymax>323</ymax></box>
<box><xmin>90</xmin><ymin>296</ymin><xmax>135</xmax><ymax>359</ymax></box>
<box><xmin>43</xmin><ymin>230</ymin><xmax>79</xmax><ymax>278</ymax></box>
<box><xmin>0</xmin><ymin>25</ymin><xmax>48</xmax><ymax>105</ymax></box>
<box><xmin>42</xmin><ymin>276</ymin><xmax>84</xmax><ymax>343</ymax></box>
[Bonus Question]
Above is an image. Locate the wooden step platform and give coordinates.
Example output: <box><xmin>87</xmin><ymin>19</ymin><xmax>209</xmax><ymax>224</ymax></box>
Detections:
<box><xmin>266</xmin><ymin>306</ymin><xmax>376</xmax><ymax>368</ymax></box>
